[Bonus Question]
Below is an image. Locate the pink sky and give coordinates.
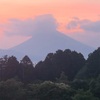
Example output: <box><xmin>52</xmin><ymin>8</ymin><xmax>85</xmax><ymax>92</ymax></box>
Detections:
<box><xmin>0</xmin><ymin>0</ymin><xmax>100</xmax><ymax>49</ymax></box>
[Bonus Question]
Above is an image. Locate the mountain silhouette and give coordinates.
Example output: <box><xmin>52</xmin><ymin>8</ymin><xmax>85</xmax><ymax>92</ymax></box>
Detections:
<box><xmin>3</xmin><ymin>30</ymin><xmax>94</xmax><ymax>62</ymax></box>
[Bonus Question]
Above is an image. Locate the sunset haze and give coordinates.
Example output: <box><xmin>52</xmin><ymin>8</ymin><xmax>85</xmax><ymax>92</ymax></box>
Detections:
<box><xmin>0</xmin><ymin>0</ymin><xmax>100</xmax><ymax>48</ymax></box>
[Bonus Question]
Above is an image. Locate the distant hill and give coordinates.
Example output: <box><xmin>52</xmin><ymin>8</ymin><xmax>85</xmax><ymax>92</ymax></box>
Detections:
<box><xmin>0</xmin><ymin>30</ymin><xmax>94</xmax><ymax>62</ymax></box>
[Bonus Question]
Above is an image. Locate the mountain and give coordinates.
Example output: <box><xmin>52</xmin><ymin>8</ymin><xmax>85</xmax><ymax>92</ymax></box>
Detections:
<box><xmin>3</xmin><ymin>30</ymin><xmax>94</xmax><ymax>62</ymax></box>
<box><xmin>0</xmin><ymin>49</ymin><xmax>26</xmax><ymax>60</ymax></box>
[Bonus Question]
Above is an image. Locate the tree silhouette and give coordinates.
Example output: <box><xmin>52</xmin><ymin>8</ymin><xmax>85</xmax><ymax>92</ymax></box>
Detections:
<box><xmin>35</xmin><ymin>49</ymin><xmax>85</xmax><ymax>81</ymax></box>
<box><xmin>20</xmin><ymin>55</ymin><xmax>35</xmax><ymax>83</ymax></box>
<box><xmin>4</xmin><ymin>56</ymin><xmax>19</xmax><ymax>80</ymax></box>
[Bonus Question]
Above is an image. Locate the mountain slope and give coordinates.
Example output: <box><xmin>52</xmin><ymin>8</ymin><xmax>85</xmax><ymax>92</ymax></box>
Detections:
<box><xmin>8</xmin><ymin>30</ymin><xmax>94</xmax><ymax>61</ymax></box>
<box><xmin>0</xmin><ymin>49</ymin><xmax>26</xmax><ymax>60</ymax></box>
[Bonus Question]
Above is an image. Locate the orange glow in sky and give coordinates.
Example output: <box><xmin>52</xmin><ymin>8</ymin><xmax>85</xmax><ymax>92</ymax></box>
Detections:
<box><xmin>0</xmin><ymin>0</ymin><xmax>100</xmax><ymax>21</ymax></box>
<box><xmin>0</xmin><ymin>0</ymin><xmax>100</xmax><ymax>49</ymax></box>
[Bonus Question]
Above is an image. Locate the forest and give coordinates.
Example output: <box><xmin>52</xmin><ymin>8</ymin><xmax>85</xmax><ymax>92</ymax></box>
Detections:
<box><xmin>0</xmin><ymin>48</ymin><xmax>100</xmax><ymax>100</ymax></box>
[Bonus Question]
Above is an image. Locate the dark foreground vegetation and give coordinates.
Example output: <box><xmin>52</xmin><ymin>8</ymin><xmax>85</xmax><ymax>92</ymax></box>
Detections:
<box><xmin>0</xmin><ymin>48</ymin><xmax>100</xmax><ymax>100</ymax></box>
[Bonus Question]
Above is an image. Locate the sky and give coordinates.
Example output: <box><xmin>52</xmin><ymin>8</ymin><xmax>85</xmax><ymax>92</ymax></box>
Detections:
<box><xmin>0</xmin><ymin>0</ymin><xmax>100</xmax><ymax>49</ymax></box>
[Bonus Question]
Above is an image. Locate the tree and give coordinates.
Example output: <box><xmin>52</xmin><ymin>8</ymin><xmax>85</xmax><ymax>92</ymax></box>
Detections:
<box><xmin>71</xmin><ymin>79</ymin><xmax>89</xmax><ymax>91</ymax></box>
<box><xmin>56</xmin><ymin>72</ymin><xmax>69</xmax><ymax>84</ymax></box>
<box><xmin>4</xmin><ymin>56</ymin><xmax>20</xmax><ymax>80</ymax></box>
<box><xmin>35</xmin><ymin>49</ymin><xmax>85</xmax><ymax>81</ymax></box>
<box><xmin>20</xmin><ymin>55</ymin><xmax>33</xmax><ymax>66</ymax></box>
<box><xmin>89</xmin><ymin>75</ymin><xmax>100</xmax><ymax>99</ymax></box>
<box><xmin>77</xmin><ymin>47</ymin><xmax>100</xmax><ymax>79</ymax></box>
<box><xmin>0</xmin><ymin>79</ymin><xmax>25</xmax><ymax>100</ymax></box>
<box><xmin>27</xmin><ymin>81</ymin><xmax>75</xmax><ymax>100</ymax></box>
<box><xmin>0</xmin><ymin>55</ymin><xmax>9</xmax><ymax>81</ymax></box>
<box><xmin>20</xmin><ymin>55</ymin><xmax>35</xmax><ymax>83</ymax></box>
<box><xmin>72</xmin><ymin>90</ymin><xmax>99</xmax><ymax>100</ymax></box>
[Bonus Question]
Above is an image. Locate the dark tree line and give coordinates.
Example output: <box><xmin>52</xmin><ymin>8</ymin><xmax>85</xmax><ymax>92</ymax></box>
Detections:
<box><xmin>0</xmin><ymin>55</ymin><xmax>35</xmax><ymax>83</ymax></box>
<box><xmin>1</xmin><ymin>48</ymin><xmax>100</xmax><ymax>83</ymax></box>
<box><xmin>0</xmin><ymin>48</ymin><xmax>100</xmax><ymax>99</ymax></box>
<box><xmin>35</xmin><ymin>49</ymin><xmax>85</xmax><ymax>81</ymax></box>
<box><xmin>0</xmin><ymin>49</ymin><xmax>85</xmax><ymax>83</ymax></box>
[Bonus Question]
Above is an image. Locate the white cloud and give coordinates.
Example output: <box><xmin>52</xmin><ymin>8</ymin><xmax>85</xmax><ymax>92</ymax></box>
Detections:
<box><xmin>4</xmin><ymin>14</ymin><xmax>58</xmax><ymax>37</ymax></box>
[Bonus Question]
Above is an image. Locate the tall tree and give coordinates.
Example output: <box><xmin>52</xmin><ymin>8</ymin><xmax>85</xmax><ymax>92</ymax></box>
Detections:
<box><xmin>0</xmin><ymin>55</ymin><xmax>9</xmax><ymax>81</ymax></box>
<box><xmin>4</xmin><ymin>56</ymin><xmax>20</xmax><ymax>80</ymax></box>
<box><xmin>77</xmin><ymin>47</ymin><xmax>100</xmax><ymax>79</ymax></box>
<box><xmin>20</xmin><ymin>55</ymin><xmax>35</xmax><ymax>83</ymax></box>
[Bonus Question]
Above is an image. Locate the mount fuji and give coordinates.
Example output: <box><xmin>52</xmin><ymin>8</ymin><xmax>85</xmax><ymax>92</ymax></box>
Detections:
<box><xmin>1</xmin><ymin>30</ymin><xmax>93</xmax><ymax>62</ymax></box>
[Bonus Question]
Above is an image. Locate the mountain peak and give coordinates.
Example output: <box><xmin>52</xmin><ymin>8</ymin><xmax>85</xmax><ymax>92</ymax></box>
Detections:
<box><xmin>9</xmin><ymin>30</ymin><xmax>94</xmax><ymax>62</ymax></box>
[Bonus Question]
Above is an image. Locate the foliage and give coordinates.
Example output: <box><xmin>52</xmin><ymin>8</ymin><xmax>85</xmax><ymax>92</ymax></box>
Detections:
<box><xmin>0</xmin><ymin>48</ymin><xmax>100</xmax><ymax>99</ymax></box>
<box><xmin>71</xmin><ymin>79</ymin><xmax>89</xmax><ymax>91</ymax></box>
<box><xmin>35</xmin><ymin>49</ymin><xmax>85</xmax><ymax>81</ymax></box>
<box><xmin>77</xmin><ymin>47</ymin><xmax>100</xmax><ymax>79</ymax></box>
<box><xmin>20</xmin><ymin>55</ymin><xmax>35</xmax><ymax>83</ymax></box>
<box><xmin>56</xmin><ymin>71</ymin><xmax>69</xmax><ymax>84</ymax></box>
<box><xmin>72</xmin><ymin>90</ymin><xmax>99</xmax><ymax>100</ymax></box>
<box><xmin>0</xmin><ymin>79</ymin><xmax>26</xmax><ymax>100</ymax></box>
<box><xmin>26</xmin><ymin>81</ymin><xmax>75</xmax><ymax>100</ymax></box>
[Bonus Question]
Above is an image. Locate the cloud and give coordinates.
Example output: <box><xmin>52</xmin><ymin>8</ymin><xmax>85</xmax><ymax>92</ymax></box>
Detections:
<box><xmin>66</xmin><ymin>18</ymin><xmax>100</xmax><ymax>48</ymax></box>
<box><xmin>0</xmin><ymin>14</ymin><xmax>58</xmax><ymax>49</ymax></box>
<box><xmin>1</xmin><ymin>14</ymin><xmax>100</xmax><ymax>49</ymax></box>
<box><xmin>67</xmin><ymin>20</ymin><xmax>79</xmax><ymax>30</ymax></box>
<box><xmin>80</xmin><ymin>21</ymin><xmax>100</xmax><ymax>32</ymax></box>
<box><xmin>32</xmin><ymin>14</ymin><xmax>58</xmax><ymax>32</ymax></box>
<box><xmin>4</xmin><ymin>14</ymin><xmax>58</xmax><ymax>37</ymax></box>
<box><xmin>66</xmin><ymin>17</ymin><xmax>80</xmax><ymax>29</ymax></box>
<box><xmin>66</xmin><ymin>18</ymin><xmax>100</xmax><ymax>33</ymax></box>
